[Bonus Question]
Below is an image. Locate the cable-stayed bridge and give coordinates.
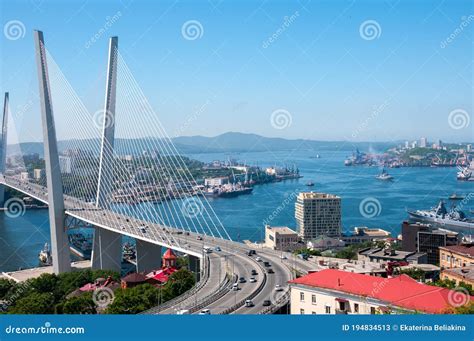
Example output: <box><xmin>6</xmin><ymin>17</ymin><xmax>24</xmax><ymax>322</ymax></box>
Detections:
<box><xmin>0</xmin><ymin>31</ymin><xmax>306</xmax><ymax>314</ymax></box>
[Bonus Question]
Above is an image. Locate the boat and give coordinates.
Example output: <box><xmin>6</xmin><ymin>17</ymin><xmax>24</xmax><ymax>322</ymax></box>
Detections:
<box><xmin>38</xmin><ymin>243</ymin><xmax>52</xmax><ymax>266</ymax></box>
<box><xmin>449</xmin><ymin>193</ymin><xmax>464</xmax><ymax>201</ymax></box>
<box><xmin>309</xmin><ymin>154</ymin><xmax>321</xmax><ymax>159</ymax></box>
<box><xmin>375</xmin><ymin>168</ymin><xmax>393</xmax><ymax>181</ymax></box>
<box><xmin>408</xmin><ymin>200</ymin><xmax>474</xmax><ymax>237</ymax></box>
<box><xmin>306</xmin><ymin>181</ymin><xmax>315</xmax><ymax>187</ymax></box>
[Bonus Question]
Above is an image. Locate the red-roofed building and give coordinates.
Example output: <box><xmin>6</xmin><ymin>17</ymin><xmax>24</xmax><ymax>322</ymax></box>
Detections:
<box><xmin>163</xmin><ymin>248</ymin><xmax>177</xmax><ymax>268</ymax></box>
<box><xmin>288</xmin><ymin>269</ymin><xmax>474</xmax><ymax>315</ymax></box>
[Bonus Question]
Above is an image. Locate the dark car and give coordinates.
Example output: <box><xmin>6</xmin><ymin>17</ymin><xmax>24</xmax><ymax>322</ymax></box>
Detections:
<box><xmin>239</xmin><ymin>277</ymin><xmax>246</xmax><ymax>283</ymax></box>
<box><xmin>263</xmin><ymin>261</ymin><xmax>271</xmax><ymax>267</ymax></box>
<box><xmin>263</xmin><ymin>300</ymin><xmax>271</xmax><ymax>306</ymax></box>
<box><xmin>251</xmin><ymin>270</ymin><xmax>257</xmax><ymax>276</ymax></box>
<box><xmin>267</xmin><ymin>268</ymin><xmax>274</xmax><ymax>274</ymax></box>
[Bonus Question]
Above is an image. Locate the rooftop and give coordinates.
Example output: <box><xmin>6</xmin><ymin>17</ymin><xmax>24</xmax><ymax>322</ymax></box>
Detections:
<box><xmin>439</xmin><ymin>244</ymin><xmax>474</xmax><ymax>258</ymax></box>
<box><xmin>121</xmin><ymin>272</ymin><xmax>147</xmax><ymax>283</ymax></box>
<box><xmin>289</xmin><ymin>269</ymin><xmax>474</xmax><ymax>313</ymax></box>
<box><xmin>352</xmin><ymin>227</ymin><xmax>391</xmax><ymax>237</ymax></box>
<box><xmin>297</xmin><ymin>192</ymin><xmax>340</xmax><ymax>200</ymax></box>
<box><xmin>359</xmin><ymin>247</ymin><xmax>415</xmax><ymax>260</ymax></box>
<box><xmin>266</xmin><ymin>226</ymin><xmax>297</xmax><ymax>235</ymax></box>
<box><xmin>442</xmin><ymin>266</ymin><xmax>474</xmax><ymax>282</ymax></box>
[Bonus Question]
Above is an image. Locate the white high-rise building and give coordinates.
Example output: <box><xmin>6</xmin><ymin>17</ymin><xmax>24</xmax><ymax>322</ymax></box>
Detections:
<box><xmin>58</xmin><ymin>156</ymin><xmax>72</xmax><ymax>174</ymax></box>
<box><xmin>295</xmin><ymin>192</ymin><xmax>341</xmax><ymax>241</ymax></box>
<box><xmin>420</xmin><ymin>137</ymin><xmax>427</xmax><ymax>148</ymax></box>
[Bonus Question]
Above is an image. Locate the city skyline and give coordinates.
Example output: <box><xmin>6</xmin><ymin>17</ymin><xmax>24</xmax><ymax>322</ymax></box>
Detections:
<box><xmin>1</xmin><ymin>0</ymin><xmax>472</xmax><ymax>144</ymax></box>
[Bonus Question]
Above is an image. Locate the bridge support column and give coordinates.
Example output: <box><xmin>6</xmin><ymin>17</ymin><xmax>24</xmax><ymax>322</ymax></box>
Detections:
<box><xmin>188</xmin><ymin>256</ymin><xmax>201</xmax><ymax>282</ymax></box>
<box><xmin>34</xmin><ymin>30</ymin><xmax>70</xmax><ymax>274</ymax></box>
<box><xmin>91</xmin><ymin>226</ymin><xmax>122</xmax><ymax>273</ymax></box>
<box><xmin>96</xmin><ymin>36</ymin><xmax>118</xmax><ymax>208</ymax></box>
<box><xmin>135</xmin><ymin>240</ymin><xmax>161</xmax><ymax>273</ymax></box>
<box><xmin>0</xmin><ymin>92</ymin><xmax>8</xmax><ymax>206</ymax></box>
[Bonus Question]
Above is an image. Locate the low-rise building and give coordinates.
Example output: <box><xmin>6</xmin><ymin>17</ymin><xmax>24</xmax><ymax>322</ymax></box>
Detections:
<box><xmin>358</xmin><ymin>247</ymin><xmax>427</xmax><ymax>264</ymax></box>
<box><xmin>401</xmin><ymin>221</ymin><xmax>458</xmax><ymax>265</ymax></box>
<box><xmin>439</xmin><ymin>244</ymin><xmax>474</xmax><ymax>269</ymax></box>
<box><xmin>204</xmin><ymin>177</ymin><xmax>228</xmax><ymax>187</ymax></box>
<box><xmin>264</xmin><ymin>225</ymin><xmax>300</xmax><ymax>251</ymax></box>
<box><xmin>341</xmin><ymin>227</ymin><xmax>391</xmax><ymax>245</ymax></box>
<box><xmin>288</xmin><ymin>269</ymin><xmax>474</xmax><ymax>314</ymax></box>
<box><xmin>440</xmin><ymin>266</ymin><xmax>474</xmax><ymax>287</ymax></box>
<box><xmin>307</xmin><ymin>236</ymin><xmax>345</xmax><ymax>251</ymax></box>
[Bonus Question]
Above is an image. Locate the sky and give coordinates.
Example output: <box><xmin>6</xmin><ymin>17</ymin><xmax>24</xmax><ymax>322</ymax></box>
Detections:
<box><xmin>0</xmin><ymin>0</ymin><xmax>473</xmax><ymax>144</ymax></box>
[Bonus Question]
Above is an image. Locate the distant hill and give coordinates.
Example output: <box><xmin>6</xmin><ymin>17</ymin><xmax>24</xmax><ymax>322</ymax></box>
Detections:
<box><xmin>7</xmin><ymin>132</ymin><xmax>396</xmax><ymax>157</ymax></box>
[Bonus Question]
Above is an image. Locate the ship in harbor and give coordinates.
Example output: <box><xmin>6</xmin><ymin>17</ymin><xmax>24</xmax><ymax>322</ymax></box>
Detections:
<box><xmin>375</xmin><ymin>168</ymin><xmax>393</xmax><ymax>181</ymax></box>
<box><xmin>203</xmin><ymin>183</ymin><xmax>253</xmax><ymax>198</ymax></box>
<box><xmin>457</xmin><ymin>162</ymin><xmax>474</xmax><ymax>181</ymax></box>
<box><xmin>408</xmin><ymin>200</ymin><xmax>474</xmax><ymax>237</ymax></box>
<box><xmin>344</xmin><ymin>149</ymin><xmax>374</xmax><ymax>166</ymax></box>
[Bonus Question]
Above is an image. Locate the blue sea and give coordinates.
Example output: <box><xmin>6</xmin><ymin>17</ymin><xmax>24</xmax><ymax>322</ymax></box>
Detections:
<box><xmin>1</xmin><ymin>150</ymin><xmax>472</xmax><ymax>272</ymax></box>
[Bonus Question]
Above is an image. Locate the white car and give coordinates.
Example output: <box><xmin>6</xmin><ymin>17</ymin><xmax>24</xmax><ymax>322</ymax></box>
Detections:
<box><xmin>280</xmin><ymin>255</ymin><xmax>287</xmax><ymax>260</ymax></box>
<box><xmin>232</xmin><ymin>283</ymin><xmax>239</xmax><ymax>291</ymax></box>
<box><xmin>275</xmin><ymin>284</ymin><xmax>283</xmax><ymax>292</ymax></box>
<box><xmin>198</xmin><ymin>309</ymin><xmax>211</xmax><ymax>315</ymax></box>
<box><xmin>249</xmin><ymin>277</ymin><xmax>257</xmax><ymax>283</ymax></box>
<box><xmin>255</xmin><ymin>257</ymin><xmax>262</xmax><ymax>262</ymax></box>
<box><xmin>245</xmin><ymin>300</ymin><xmax>254</xmax><ymax>307</ymax></box>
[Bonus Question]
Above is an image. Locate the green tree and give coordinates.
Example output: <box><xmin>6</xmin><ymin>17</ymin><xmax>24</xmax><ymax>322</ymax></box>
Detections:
<box><xmin>105</xmin><ymin>284</ymin><xmax>161</xmax><ymax>314</ymax></box>
<box><xmin>9</xmin><ymin>292</ymin><xmax>55</xmax><ymax>314</ymax></box>
<box><xmin>0</xmin><ymin>279</ymin><xmax>14</xmax><ymax>299</ymax></box>
<box><xmin>61</xmin><ymin>293</ymin><xmax>97</xmax><ymax>314</ymax></box>
<box><xmin>162</xmin><ymin>269</ymin><xmax>195</xmax><ymax>301</ymax></box>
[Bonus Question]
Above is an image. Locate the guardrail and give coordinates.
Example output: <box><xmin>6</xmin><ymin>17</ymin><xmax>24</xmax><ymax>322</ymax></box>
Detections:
<box><xmin>188</xmin><ymin>273</ymin><xmax>235</xmax><ymax>314</ymax></box>
<box><xmin>259</xmin><ymin>290</ymin><xmax>290</xmax><ymax>314</ymax></box>
<box><xmin>142</xmin><ymin>255</ymin><xmax>212</xmax><ymax>314</ymax></box>
<box><xmin>219</xmin><ymin>254</ymin><xmax>268</xmax><ymax>315</ymax></box>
